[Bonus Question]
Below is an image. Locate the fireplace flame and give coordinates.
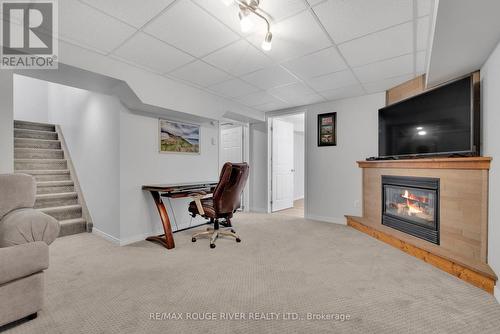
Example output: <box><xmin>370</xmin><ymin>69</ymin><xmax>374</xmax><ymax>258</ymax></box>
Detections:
<box><xmin>402</xmin><ymin>190</ymin><xmax>423</xmax><ymax>214</ymax></box>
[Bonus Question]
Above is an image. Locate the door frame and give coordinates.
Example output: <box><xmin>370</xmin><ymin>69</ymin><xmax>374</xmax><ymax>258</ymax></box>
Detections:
<box><xmin>219</xmin><ymin>122</ymin><xmax>250</xmax><ymax>212</ymax></box>
<box><xmin>266</xmin><ymin>109</ymin><xmax>307</xmax><ymax>214</ymax></box>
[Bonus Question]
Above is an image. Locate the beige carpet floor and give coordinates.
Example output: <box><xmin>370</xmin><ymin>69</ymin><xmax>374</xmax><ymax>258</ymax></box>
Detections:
<box><xmin>3</xmin><ymin>213</ymin><xmax>500</xmax><ymax>334</ymax></box>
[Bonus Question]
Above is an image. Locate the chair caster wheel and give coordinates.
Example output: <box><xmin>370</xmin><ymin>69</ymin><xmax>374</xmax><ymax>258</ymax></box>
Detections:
<box><xmin>210</xmin><ymin>244</ymin><xmax>216</xmax><ymax>249</ymax></box>
<box><xmin>192</xmin><ymin>238</ymin><xmax>196</xmax><ymax>242</ymax></box>
<box><xmin>236</xmin><ymin>238</ymin><xmax>241</xmax><ymax>243</ymax></box>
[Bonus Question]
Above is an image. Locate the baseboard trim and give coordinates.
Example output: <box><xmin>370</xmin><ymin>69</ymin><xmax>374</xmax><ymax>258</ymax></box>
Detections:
<box><xmin>92</xmin><ymin>228</ymin><xmax>120</xmax><ymax>245</ymax></box>
<box><xmin>495</xmin><ymin>286</ymin><xmax>500</xmax><ymax>303</ymax></box>
<box><xmin>305</xmin><ymin>214</ymin><xmax>346</xmax><ymax>225</ymax></box>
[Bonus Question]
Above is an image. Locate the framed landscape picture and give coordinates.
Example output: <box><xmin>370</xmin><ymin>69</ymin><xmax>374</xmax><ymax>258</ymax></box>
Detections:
<box><xmin>159</xmin><ymin>119</ymin><xmax>200</xmax><ymax>154</ymax></box>
<box><xmin>317</xmin><ymin>112</ymin><xmax>337</xmax><ymax>146</ymax></box>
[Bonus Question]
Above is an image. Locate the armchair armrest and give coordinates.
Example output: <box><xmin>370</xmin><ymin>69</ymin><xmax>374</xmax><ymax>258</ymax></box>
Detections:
<box><xmin>0</xmin><ymin>241</ymin><xmax>49</xmax><ymax>285</ymax></box>
<box><xmin>0</xmin><ymin>208</ymin><xmax>60</xmax><ymax>247</ymax></box>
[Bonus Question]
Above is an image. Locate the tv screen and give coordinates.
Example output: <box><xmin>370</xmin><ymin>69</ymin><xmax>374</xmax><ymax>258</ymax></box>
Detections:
<box><xmin>378</xmin><ymin>76</ymin><xmax>478</xmax><ymax>158</ymax></box>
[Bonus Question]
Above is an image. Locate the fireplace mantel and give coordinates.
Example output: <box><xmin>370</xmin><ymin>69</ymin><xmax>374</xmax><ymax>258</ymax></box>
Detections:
<box><xmin>358</xmin><ymin>157</ymin><xmax>492</xmax><ymax>170</ymax></box>
<box><xmin>348</xmin><ymin>156</ymin><xmax>496</xmax><ymax>293</ymax></box>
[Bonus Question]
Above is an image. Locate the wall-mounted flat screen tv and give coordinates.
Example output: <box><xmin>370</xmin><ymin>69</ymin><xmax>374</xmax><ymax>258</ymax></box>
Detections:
<box><xmin>378</xmin><ymin>75</ymin><xmax>479</xmax><ymax>158</ymax></box>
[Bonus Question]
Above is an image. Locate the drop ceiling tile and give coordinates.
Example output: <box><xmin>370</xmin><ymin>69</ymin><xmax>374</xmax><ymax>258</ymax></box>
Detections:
<box><xmin>59</xmin><ymin>0</ymin><xmax>136</xmax><ymax>53</ymax></box>
<box><xmin>144</xmin><ymin>0</ymin><xmax>239</xmax><ymax>57</ymax></box>
<box><xmin>191</xmin><ymin>0</ymin><xmax>249</xmax><ymax>36</ymax></box>
<box><xmin>417</xmin><ymin>0</ymin><xmax>434</xmax><ymax>17</ymax></box>
<box><xmin>169</xmin><ymin>61</ymin><xmax>232</xmax><ymax>87</ymax></box>
<box><xmin>282</xmin><ymin>47</ymin><xmax>348</xmax><ymax>79</ymax></box>
<box><xmin>112</xmin><ymin>32</ymin><xmax>194</xmax><ymax>73</ymax></box>
<box><xmin>353</xmin><ymin>54</ymin><xmax>414</xmax><ymax>83</ymax></box>
<box><xmin>208</xmin><ymin>78</ymin><xmax>260</xmax><ymax>98</ymax></box>
<box><xmin>268</xmin><ymin>82</ymin><xmax>316</xmax><ymax>101</ymax></box>
<box><xmin>319</xmin><ymin>84</ymin><xmax>366</xmax><ymax>101</ymax></box>
<box><xmin>80</xmin><ymin>0</ymin><xmax>175</xmax><ymax>28</ymax></box>
<box><xmin>307</xmin><ymin>0</ymin><xmax>326</xmax><ymax>5</ymax></box>
<box><xmin>247</xmin><ymin>11</ymin><xmax>331</xmax><ymax>62</ymax></box>
<box><xmin>235</xmin><ymin>91</ymin><xmax>284</xmax><ymax>107</ymax></box>
<box><xmin>417</xmin><ymin>16</ymin><xmax>430</xmax><ymax>51</ymax></box>
<box><xmin>241</xmin><ymin>66</ymin><xmax>297</xmax><ymax>90</ymax></box>
<box><xmin>314</xmin><ymin>0</ymin><xmax>412</xmax><ymax>44</ymax></box>
<box><xmin>306</xmin><ymin>70</ymin><xmax>358</xmax><ymax>92</ymax></box>
<box><xmin>362</xmin><ymin>74</ymin><xmax>414</xmax><ymax>94</ymax></box>
<box><xmin>339</xmin><ymin>22</ymin><xmax>413</xmax><ymax>67</ymax></box>
<box><xmin>203</xmin><ymin>40</ymin><xmax>273</xmax><ymax>76</ymax></box>
<box><xmin>260</xmin><ymin>0</ymin><xmax>307</xmax><ymax>22</ymax></box>
<box><xmin>416</xmin><ymin>50</ymin><xmax>426</xmax><ymax>74</ymax></box>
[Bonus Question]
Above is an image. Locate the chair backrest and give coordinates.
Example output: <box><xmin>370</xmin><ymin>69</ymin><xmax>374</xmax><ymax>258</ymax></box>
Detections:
<box><xmin>0</xmin><ymin>174</ymin><xmax>36</xmax><ymax>220</ymax></box>
<box><xmin>212</xmin><ymin>162</ymin><xmax>249</xmax><ymax>215</ymax></box>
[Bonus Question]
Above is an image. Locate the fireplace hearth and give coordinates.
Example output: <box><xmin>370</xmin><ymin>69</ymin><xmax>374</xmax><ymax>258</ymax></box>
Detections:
<box><xmin>382</xmin><ymin>175</ymin><xmax>440</xmax><ymax>244</ymax></box>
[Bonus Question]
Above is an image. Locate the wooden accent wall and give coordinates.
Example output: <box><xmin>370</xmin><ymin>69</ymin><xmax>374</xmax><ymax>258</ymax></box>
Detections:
<box><xmin>386</xmin><ymin>75</ymin><xmax>426</xmax><ymax>105</ymax></box>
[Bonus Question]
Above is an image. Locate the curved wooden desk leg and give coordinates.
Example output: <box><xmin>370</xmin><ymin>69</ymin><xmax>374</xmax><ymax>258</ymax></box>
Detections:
<box><xmin>146</xmin><ymin>191</ymin><xmax>175</xmax><ymax>249</ymax></box>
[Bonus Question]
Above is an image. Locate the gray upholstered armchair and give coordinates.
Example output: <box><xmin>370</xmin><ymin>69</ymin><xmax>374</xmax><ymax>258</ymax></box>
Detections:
<box><xmin>0</xmin><ymin>173</ymin><xmax>60</xmax><ymax>327</ymax></box>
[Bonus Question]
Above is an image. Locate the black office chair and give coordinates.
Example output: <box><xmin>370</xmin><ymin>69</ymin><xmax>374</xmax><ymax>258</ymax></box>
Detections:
<box><xmin>188</xmin><ymin>162</ymin><xmax>249</xmax><ymax>248</ymax></box>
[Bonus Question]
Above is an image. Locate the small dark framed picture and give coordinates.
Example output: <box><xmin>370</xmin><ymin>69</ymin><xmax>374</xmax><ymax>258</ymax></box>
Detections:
<box><xmin>318</xmin><ymin>112</ymin><xmax>337</xmax><ymax>146</ymax></box>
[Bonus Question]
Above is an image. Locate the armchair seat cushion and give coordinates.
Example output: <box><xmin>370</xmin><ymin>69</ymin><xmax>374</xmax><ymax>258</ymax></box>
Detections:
<box><xmin>189</xmin><ymin>198</ymin><xmax>216</xmax><ymax>218</ymax></box>
<box><xmin>0</xmin><ymin>208</ymin><xmax>60</xmax><ymax>248</ymax></box>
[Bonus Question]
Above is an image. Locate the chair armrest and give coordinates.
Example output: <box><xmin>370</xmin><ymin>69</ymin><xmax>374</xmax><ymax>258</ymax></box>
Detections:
<box><xmin>0</xmin><ymin>241</ymin><xmax>49</xmax><ymax>285</ymax></box>
<box><xmin>0</xmin><ymin>208</ymin><xmax>60</xmax><ymax>247</ymax></box>
<box><xmin>188</xmin><ymin>192</ymin><xmax>207</xmax><ymax>215</ymax></box>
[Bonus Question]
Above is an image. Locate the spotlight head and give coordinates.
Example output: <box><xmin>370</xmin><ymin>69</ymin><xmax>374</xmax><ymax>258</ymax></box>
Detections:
<box><xmin>261</xmin><ymin>31</ymin><xmax>272</xmax><ymax>51</ymax></box>
<box><xmin>239</xmin><ymin>10</ymin><xmax>254</xmax><ymax>33</ymax></box>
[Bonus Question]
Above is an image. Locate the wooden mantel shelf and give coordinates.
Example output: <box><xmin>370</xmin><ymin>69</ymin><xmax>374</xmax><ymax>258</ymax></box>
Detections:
<box><xmin>357</xmin><ymin>157</ymin><xmax>492</xmax><ymax>170</ymax></box>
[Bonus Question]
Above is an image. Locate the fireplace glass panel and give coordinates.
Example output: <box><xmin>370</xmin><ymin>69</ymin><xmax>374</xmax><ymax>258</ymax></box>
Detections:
<box><xmin>384</xmin><ymin>185</ymin><xmax>437</xmax><ymax>228</ymax></box>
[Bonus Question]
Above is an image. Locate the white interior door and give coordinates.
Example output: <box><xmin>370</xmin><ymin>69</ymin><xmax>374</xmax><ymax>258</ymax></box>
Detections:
<box><xmin>220</xmin><ymin>125</ymin><xmax>243</xmax><ymax>166</ymax></box>
<box><xmin>272</xmin><ymin>118</ymin><xmax>294</xmax><ymax>212</ymax></box>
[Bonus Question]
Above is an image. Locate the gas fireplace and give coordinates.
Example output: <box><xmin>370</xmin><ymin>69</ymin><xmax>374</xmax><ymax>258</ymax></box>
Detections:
<box><xmin>382</xmin><ymin>176</ymin><xmax>440</xmax><ymax>244</ymax></box>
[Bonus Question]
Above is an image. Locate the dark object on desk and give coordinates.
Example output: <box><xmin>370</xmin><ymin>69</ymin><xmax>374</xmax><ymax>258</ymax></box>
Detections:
<box><xmin>189</xmin><ymin>162</ymin><xmax>249</xmax><ymax>249</ymax></box>
<box><xmin>142</xmin><ymin>181</ymin><xmax>218</xmax><ymax>249</ymax></box>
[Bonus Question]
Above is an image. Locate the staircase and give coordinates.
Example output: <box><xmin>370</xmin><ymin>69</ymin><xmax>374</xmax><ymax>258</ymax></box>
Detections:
<box><xmin>14</xmin><ymin>120</ymin><xmax>91</xmax><ymax>237</ymax></box>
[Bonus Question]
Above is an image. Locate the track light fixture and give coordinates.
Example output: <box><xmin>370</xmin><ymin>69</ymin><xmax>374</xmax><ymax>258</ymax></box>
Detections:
<box><xmin>222</xmin><ymin>0</ymin><xmax>273</xmax><ymax>51</ymax></box>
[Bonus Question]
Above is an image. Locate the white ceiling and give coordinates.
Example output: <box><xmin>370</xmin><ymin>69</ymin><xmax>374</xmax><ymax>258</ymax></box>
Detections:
<box><xmin>53</xmin><ymin>0</ymin><xmax>435</xmax><ymax>112</ymax></box>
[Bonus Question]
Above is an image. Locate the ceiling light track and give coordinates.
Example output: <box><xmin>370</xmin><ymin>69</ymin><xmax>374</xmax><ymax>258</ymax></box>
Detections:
<box><xmin>223</xmin><ymin>0</ymin><xmax>273</xmax><ymax>51</ymax></box>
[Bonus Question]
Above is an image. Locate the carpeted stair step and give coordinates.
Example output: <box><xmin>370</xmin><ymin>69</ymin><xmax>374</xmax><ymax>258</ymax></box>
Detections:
<box><xmin>36</xmin><ymin>180</ymin><xmax>75</xmax><ymax>194</ymax></box>
<box><xmin>35</xmin><ymin>192</ymin><xmax>78</xmax><ymax>209</ymax></box>
<box><xmin>14</xmin><ymin>120</ymin><xmax>56</xmax><ymax>132</ymax></box>
<box><xmin>16</xmin><ymin>169</ymin><xmax>71</xmax><ymax>182</ymax></box>
<box><xmin>14</xmin><ymin>128</ymin><xmax>58</xmax><ymax>140</ymax></box>
<box><xmin>59</xmin><ymin>218</ymin><xmax>87</xmax><ymax>237</ymax></box>
<box><xmin>14</xmin><ymin>138</ymin><xmax>61</xmax><ymax>150</ymax></box>
<box><xmin>15</xmin><ymin>159</ymin><xmax>67</xmax><ymax>171</ymax></box>
<box><xmin>40</xmin><ymin>204</ymin><xmax>82</xmax><ymax>221</ymax></box>
<box><xmin>15</xmin><ymin>148</ymin><xmax>64</xmax><ymax>159</ymax></box>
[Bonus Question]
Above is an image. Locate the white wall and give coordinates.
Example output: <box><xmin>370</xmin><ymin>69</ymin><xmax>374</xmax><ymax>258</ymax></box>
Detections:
<box><xmin>119</xmin><ymin>109</ymin><xmax>219</xmax><ymax>243</ymax></box>
<box><xmin>481</xmin><ymin>40</ymin><xmax>500</xmax><ymax>301</ymax></box>
<box><xmin>0</xmin><ymin>71</ymin><xmax>14</xmax><ymax>173</ymax></box>
<box><xmin>305</xmin><ymin>93</ymin><xmax>386</xmax><ymax>224</ymax></box>
<box><xmin>294</xmin><ymin>131</ymin><xmax>305</xmax><ymax>200</ymax></box>
<box><xmin>13</xmin><ymin>76</ymin><xmax>49</xmax><ymax>123</ymax></box>
<box><xmin>47</xmin><ymin>82</ymin><xmax>122</xmax><ymax>239</ymax></box>
<box><xmin>249</xmin><ymin>122</ymin><xmax>268</xmax><ymax>212</ymax></box>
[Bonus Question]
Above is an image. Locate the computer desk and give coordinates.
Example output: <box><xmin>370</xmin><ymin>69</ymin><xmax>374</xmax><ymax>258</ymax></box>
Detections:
<box><xmin>142</xmin><ymin>181</ymin><xmax>218</xmax><ymax>249</ymax></box>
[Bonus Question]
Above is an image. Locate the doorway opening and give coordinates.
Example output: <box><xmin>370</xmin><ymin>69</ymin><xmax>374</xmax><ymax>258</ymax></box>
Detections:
<box><xmin>270</xmin><ymin>112</ymin><xmax>305</xmax><ymax>217</ymax></box>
